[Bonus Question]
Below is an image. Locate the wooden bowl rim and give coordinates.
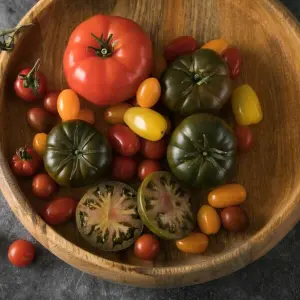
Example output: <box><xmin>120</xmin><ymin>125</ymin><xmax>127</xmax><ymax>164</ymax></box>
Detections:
<box><xmin>0</xmin><ymin>0</ymin><xmax>299</xmax><ymax>282</ymax></box>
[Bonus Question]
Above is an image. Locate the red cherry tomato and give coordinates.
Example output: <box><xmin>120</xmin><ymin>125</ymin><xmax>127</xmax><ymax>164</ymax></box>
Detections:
<box><xmin>235</xmin><ymin>125</ymin><xmax>254</xmax><ymax>152</ymax></box>
<box><xmin>42</xmin><ymin>197</ymin><xmax>78</xmax><ymax>225</ymax></box>
<box><xmin>43</xmin><ymin>92</ymin><xmax>60</xmax><ymax>114</ymax></box>
<box><xmin>32</xmin><ymin>173</ymin><xmax>58</xmax><ymax>199</ymax></box>
<box><xmin>140</xmin><ymin>138</ymin><xmax>167</xmax><ymax>159</ymax></box>
<box><xmin>222</xmin><ymin>46</ymin><xmax>242</xmax><ymax>79</ymax></box>
<box><xmin>14</xmin><ymin>59</ymin><xmax>47</xmax><ymax>101</ymax></box>
<box><xmin>11</xmin><ymin>146</ymin><xmax>41</xmax><ymax>177</ymax></box>
<box><xmin>164</xmin><ymin>36</ymin><xmax>197</xmax><ymax>62</ymax></box>
<box><xmin>8</xmin><ymin>240</ymin><xmax>35</xmax><ymax>267</ymax></box>
<box><xmin>112</xmin><ymin>156</ymin><xmax>137</xmax><ymax>181</ymax></box>
<box><xmin>138</xmin><ymin>160</ymin><xmax>161</xmax><ymax>181</ymax></box>
<box><xmin>108</xmin><ymin>124</ymin><xmax>140</xmax><ymax>157</ymax></box>
<box><xmin>134</xmin><ymin>234</ymin><xmax>160</xmax><ymax>260</ymax></box>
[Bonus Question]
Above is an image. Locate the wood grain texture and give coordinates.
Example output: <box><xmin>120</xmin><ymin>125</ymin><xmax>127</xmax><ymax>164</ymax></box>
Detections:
<box><xmin>0</xmin><ymin>0</ymin><xmax>300</xmax><ymax>287</ymax></box>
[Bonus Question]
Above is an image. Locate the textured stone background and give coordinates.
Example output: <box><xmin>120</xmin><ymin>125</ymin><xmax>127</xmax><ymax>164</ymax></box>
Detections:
<box><xmin>0</xmin><ymin>1</ymin><xmax>299</xmax><ymax>299</ymax></box>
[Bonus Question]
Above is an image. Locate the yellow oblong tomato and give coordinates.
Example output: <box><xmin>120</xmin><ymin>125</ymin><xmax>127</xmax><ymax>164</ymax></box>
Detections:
<box><xmin>208</xmin><ymin>184</ymin><xmax>246</xmax><ymax>208</ymax></box>
<box><xmin>176</xmin><ymin>232</ymin><xmax>209</xmax><ymax>254</ymax></box>
<box><xmin>57</xmin><ymin>89</ymin><xmax>80</xmax><ymax>121</ymax></box>
<box><xmin>197</xmin><ymin>205</ymin><xmax>221</xmax><ymax>235</ymax></box>
<box><xmin>202</xmin><ymin>39</ymin><xmax>229</xmax><ymax>54</ymax></box>
<box><xmin>77</xmin><ymin>108</ymin><xmax>95</xmax><ymax>124</ymax></box>
<box><xmin>33</xmin><ymin>133</ymin><xmax>48</xmax><ymax>156</ymax></box>
<box><xmin>136</xmin><ymin>78</ymin><xmax>161</xmax><ymax>108</ymax></box>
<box><xmin>104</xmin><ymin>103</ymin><xmax>131</xmax><ymax>125</ymax></box>
<box><xmin>124</xmin><ymin>107</ymin><xmax>167</xmax><ymax>141</ymax></box>
<box><xmin>231</xmin><ymin>84</ymin><xmax>263</xmax><ymax>126</ymax></box>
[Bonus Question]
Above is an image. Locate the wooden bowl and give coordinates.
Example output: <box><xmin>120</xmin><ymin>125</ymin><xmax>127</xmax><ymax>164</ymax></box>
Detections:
<box><xmin>1</xmin><ymin>0</ymin><xmax>300</xmax><ymax>288</ymax></box>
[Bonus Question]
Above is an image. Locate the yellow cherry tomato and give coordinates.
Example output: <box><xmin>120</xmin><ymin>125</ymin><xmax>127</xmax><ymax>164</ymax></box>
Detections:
<box><xmin>201</xmin><ymin>39</ymin><xmax>229</xmax><ymax>54</ymax></box>
<box><xmin>77</xmin><ymin>108</ymin><xmax>95</xmax><ymax>124</ymax></box>
<box><xmin>152</xmin><ymin>55</ymin><xmax>167</xmax><ymax>79</ymax></box>
<box><xmin>197</xmin><ymin>205</ymin><xmax>221</xmax><ymax>235</ymax></box>
<box><xmin>208</xmin><ymin>184</ymin><xmax>246</xmax><ymax>208</ymax></box>
<box><xmin>57</xmin><ymin>89</ymin><xmax>80</xmax><ymax>121</ymax></box>
<box><xmin>33</xmin><ymin>133</ymin><xmax>47</xmax><ymax>156</ymax></box>
<box><xmin>231</xmin><ymin>84</ymin><xmax>263</xmax><ymax>126</ymax></box>
<box><xmin>104</xmin><ymin>103</ymin><xmax>131</xmax><ymax>124</ymax></box>
<box><xmin>176</xmin><ymin>232</ymin><xmax>209</xmax><ymax>254</ymax></box>
<box><xmin>124</xmin><ymin>107</ymin><xmax>167</xmax><ymax>141</ymax></box>
<box><xmin>136</xmin><ymin>78</ymin><xmax>161</xmax><ymax>108</ymax></box>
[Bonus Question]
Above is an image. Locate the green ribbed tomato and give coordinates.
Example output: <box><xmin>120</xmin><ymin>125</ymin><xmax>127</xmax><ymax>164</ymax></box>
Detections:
<box><xmin>167</xmin><ymin>114</ymin><xmax>237</xmax><ymax>189</ymax></box>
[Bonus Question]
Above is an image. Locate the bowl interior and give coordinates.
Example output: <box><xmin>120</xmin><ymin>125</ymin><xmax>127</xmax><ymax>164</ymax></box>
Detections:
<box><xmin>1</xmin><ymin>0</ymin><xmax>300</xmax><ymax>268</ymax></box>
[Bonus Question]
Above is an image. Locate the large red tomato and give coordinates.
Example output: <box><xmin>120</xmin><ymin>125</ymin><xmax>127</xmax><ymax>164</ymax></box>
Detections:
<box><xmin>63</xmin><ymin>15</ymin><xmax>153</xmax><ymax>106</ymax></box>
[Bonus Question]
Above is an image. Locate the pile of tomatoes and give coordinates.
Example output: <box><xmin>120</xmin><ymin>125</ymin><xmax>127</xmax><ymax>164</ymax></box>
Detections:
<box><xmin>7</xmin><ymin>14</ymin><xmax>264</xmax><ymax>266</ymax></box>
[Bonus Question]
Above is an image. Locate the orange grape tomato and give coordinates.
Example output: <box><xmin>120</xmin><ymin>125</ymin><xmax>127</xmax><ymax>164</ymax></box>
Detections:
<box><xmin>201</xmin><ymin>39</ymin><xmax>229</xmax><ymax>55</ymax></box>
<box><xmin>57</xmin><ymin>89</ymin><xmax>80</xmax><ymax>121</ymax></box>
<box><xmin>136</xmin><ymin>78</ymin><xmax>161</xmax><ymax>108</ymax></box>
<box><xmin>152</xmin><ymin>55</ymin><xmax>167</xmax><ymax>79</ymax></box>
<box><xmin>104</xmin><ymin>103</ymin><xmax>131</xmax><ymax>124</ymax></box>
<box><xmin>77</xmin><ymin>108</ymin><xmax>95</xmax><ymax>124</ymax></box>
<box><xmin>33</xmin><ymin>133</ymin><xmax>48</xmax><ymax>156</ymax></box>
<box><xmin>176</xmin><ymin>232</ymin><xmax>209</xmax><ymax>254</ymax></box>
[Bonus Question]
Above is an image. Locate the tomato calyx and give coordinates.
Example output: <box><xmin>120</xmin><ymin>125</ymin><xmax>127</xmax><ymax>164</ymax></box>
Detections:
<box><xmin>18</xmin><ymin>58</ymin><xmax>41</xmax><ymax>94</ymax></box>
<box><xmin>17</xmin><ymin>146</ymin><xmax>32</xmax><ymax>161</ymax></box>
<box><xmin>181</xmin><ymin>134</ymin><xmax>233</xmax><ymax>171</ymax></box>
<box><xmin>194</xmin><ymin>71</ymin><xmax>216</xmax><ymax>86</ymax></box>
<box><xmin>88</xmin><ymin>33</ymin><xmax>117</xmax><ymax>58</ymax></box>
<box><xmin>0</xmin><ymin>24</ymin><xmax>33</xmax><ymax>52</ymax></box>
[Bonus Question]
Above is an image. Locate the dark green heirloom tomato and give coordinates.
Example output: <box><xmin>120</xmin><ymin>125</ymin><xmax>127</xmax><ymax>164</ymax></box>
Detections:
<box><xmin>44</xmin><ymin>120</ymin><xmax>112</xmax><ymax>187</ymax></box>
<box><xmin>167</xmin><ymin>114</ymin><xmax>237</xmax><ymax>189</ymax></box>
<box><xmin>76</xmin><ymin>182</ymin><xmax>143</xmax><ymax>251</ymax></box>
<box><xmin>161</xmin><ymin>49</ymin><xmax>232</xmax><ymax>116</ymax></box>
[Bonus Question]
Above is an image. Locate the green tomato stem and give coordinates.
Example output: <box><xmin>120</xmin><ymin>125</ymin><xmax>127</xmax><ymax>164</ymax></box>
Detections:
<box><xmin>194</xmin><ymin>71</ymin><xmax>217</xmax><ymax>86</ymax></box>
<box><xmin>88</xmin><ymin>33</ymin><xmax>116</xmax><ymax>58</ymax></box>
<box><xmin>19</xmin><ymin>58</ymin><xmax>41</xmax><ymax>92</ymax></box>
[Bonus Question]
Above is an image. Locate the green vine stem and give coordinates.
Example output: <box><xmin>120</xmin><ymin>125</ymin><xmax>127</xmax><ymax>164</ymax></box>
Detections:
<box><xmin>0</xmin><ymin>24</ymin><xmax>34</xmax><ymax>52</ymax></box>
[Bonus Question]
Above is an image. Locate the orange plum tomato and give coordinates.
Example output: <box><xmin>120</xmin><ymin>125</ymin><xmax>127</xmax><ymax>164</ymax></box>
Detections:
<box><xmin>57</xmin><ymin>89</ymin><xmax>80</xmax><ymax>121</ymax></box>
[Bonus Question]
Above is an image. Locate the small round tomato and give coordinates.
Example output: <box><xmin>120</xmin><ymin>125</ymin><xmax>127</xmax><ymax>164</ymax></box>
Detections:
<box><xmin>32</xmin><ymin>173</ymin><xmax>57</xmax><ymax>199</ymax></box>
<box><xmin>57</xmin><ymin>89</ymin><xmax>80</xmax><ymax>121</ymax></box>
<box><xmin>138</xmin><ymin>160</ymin><xmax>161</xmax><ymax>181</ymax></box>
<box><xmin>140</xmin><ymin>138</ymin><xmax>167</xmax><ymax>159</ymax></box>
<box><xmin>27</xmin><ymin>107</ymin><xmax>56</xmax><ymax>133</ymax></box>
<box><xmin>8</xmin><ymin>240</ymin><xmax>35</xmax><ymax>267</ymax></box>
<box><xmin>14</xmin><ymin>59</ymin><xmax>47</xmax><ymax>102</ymax></box>
<box><xmin>136</xmin><ymin>78</ymin><xmax>161</xmax><ymax>108</ymax></box>
<box><xmin>108</xmin><ymin>124</ymin><xmax>140</xmax><ymax>156</ymax></box>
<box><xmin>222</xmin><ymin>46</ymin><xmax>242</xmax><ymax>79</ymax></box>
<box><xmin>164</xmin><ymin>36</ymin><xmax>197</xmax><ymax>62</ymax></box>
<box><xmin>112</xmin><ymin>156</ymin><xmax>137</xmax><ymax>181</ymax></box>
<box><xmin>77</xmin><ymin>108</ymin><xmax>95</xmax><ymax>124</ymax></box>
<box><xmin>163</xmin><ymin>115</ymin><xmax>172</xmax><ymax>135</ymax></box>
<box><xmin>43</xmin><ymin>91</ymin><xmax>60</xmax><ymax>114</ymax></box>
<box><xmin>11</xmin><ymin>146</ymin><xmax>41</xmax><ymax>177</ymax></box>
<box><xmin>202</xmin><ymin>39</ymin><xmax>229</xmax><ymax>54</ymax></box>
<box><xmin>152</xmin><ymin>55</ymin><xmax>167</xmax><ymax>79</ymax></box>
<box><xmin>43</xmin><ymin>197</ymin><xmax>78</xmax><ymax>225</ymax></box>
<box><xmin>104</xmin><ymin>103</ymin><xmax>132</xmax><ymax>125</ymax></box>
<box><xmin>235</xmin><ymin>125</ymin><xmax>254</xmax><ymax>152</ymax></box>
<box><xmin>134</xmin><ymin>234</ymin><xmax>160</xmax><ymax>260</ymax></box>
<box><xmin>33</xmin><ymin>133</ymin><xmax>47</xmax><ymax>156</ymax></box>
